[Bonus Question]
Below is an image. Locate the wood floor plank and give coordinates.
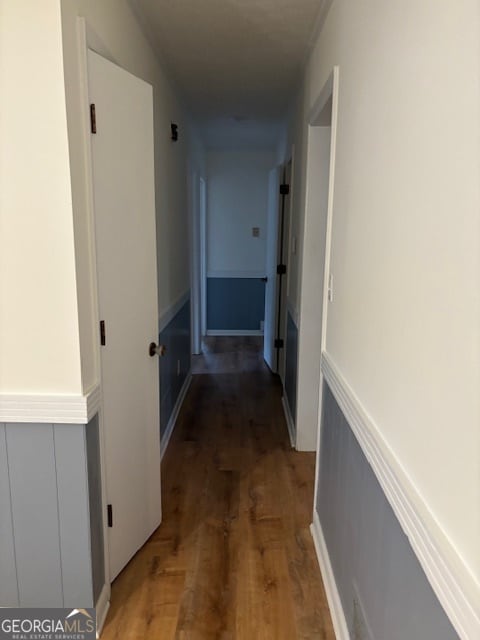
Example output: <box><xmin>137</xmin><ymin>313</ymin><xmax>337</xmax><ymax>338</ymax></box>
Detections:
<box><xmin>101</xmin><ymin>337</ymin><xmax>334</xmax><ymax>639</ymax></box>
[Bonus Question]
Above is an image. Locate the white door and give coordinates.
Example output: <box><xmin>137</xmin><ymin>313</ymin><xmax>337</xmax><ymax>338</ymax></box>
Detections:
<box><xmin>263</xmin><ymin>166</ymin><xmax>282</xmax><ymax>371</ymax></box>
<box><xmin>88</xmin><ymin>50</ymin><xmax>161</xmax><ymax>580</ymax></box>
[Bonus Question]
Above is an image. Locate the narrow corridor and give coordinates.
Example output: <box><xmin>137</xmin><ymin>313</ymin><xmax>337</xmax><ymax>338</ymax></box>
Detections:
<box><xmin>101</xmin><ymin>338</ymin><xmax>334</xmax><ymax>639</ymax></box>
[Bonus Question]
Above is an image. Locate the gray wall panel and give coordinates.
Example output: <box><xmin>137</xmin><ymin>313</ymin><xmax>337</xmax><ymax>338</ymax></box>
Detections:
<box><xmin>207</xmin><ymin>278</ymin><xmax>265</xmax><ymax>331</ymax></box>
<box><xmin>85</xmin><ymin>414</ymin><xmax>105</xmax><ymax>605</ymax></box>
<box><xmin>284</xmin><ymin>311</ymin><xmax>298</xmax><ymax>426</ymax></box>
<box><xmin>317</xmin><ymin>384</ymin><xmax>458</xmax><ymax>640</ymax></box>
<box><xmin>159</xmin><ymin>299</ymin><xmax>191</xmax><ymax>438</ymax></box>
<box><xmin>0</xmin><ymin>424</ymin><xmax>19</xmax><ymax>606</ymax></box>
<box><xmin>54</xmin><ymin>424</ymin><xmax>93</xmax><ymax>607</ymax></box>
<box><xmin>6</xmin><ymin>423</ymin><xmax>63</xmax><ymax>606</ymax></box>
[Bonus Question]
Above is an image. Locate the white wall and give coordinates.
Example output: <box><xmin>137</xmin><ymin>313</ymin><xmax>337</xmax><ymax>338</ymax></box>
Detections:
<box><xmin>0</xmin><ymin>0</ymin><xmax>204</xmax><ymax>396</ymax></box>
<box><xmin>0</xmin><ymin>0</ymin><xmax>82</xmax><ymax>394</ymax></box>
<box><xmin>287</xmin><ymin>0</ymin><xmax>480</xmax><ymax>611</ymax></box>
<box><xmin>60</xmin><ymin>0</ymin><xmax>205</xmax><ymax>392</ymax></box>
<box><xmin>207</xmin><ymin>151</ymin><xmax>275</xmax><ymax>276</ymax></box>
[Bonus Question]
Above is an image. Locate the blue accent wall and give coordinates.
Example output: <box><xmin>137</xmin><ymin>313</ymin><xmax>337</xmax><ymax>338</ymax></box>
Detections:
<box><xmin>159</xmin><ymin>299</ymin><xmax>191</xmax><ymax>439</ymax></box>
<box><xmin>317</xmin><ymin>383</ymin><xmax>458</xmax><ymax>640</ymax></box>
<box><xmin>284</xmin><ymin>310</ymin><xmax>298</xmax><ymax>426</ymax></box>
<box><xmin>207</xmin><ymin>278</ymin><xmax>265</xmax><ymax>331</ymax></box>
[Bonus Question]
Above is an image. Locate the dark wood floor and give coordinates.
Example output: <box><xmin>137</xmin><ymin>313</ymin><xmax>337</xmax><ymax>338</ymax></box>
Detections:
<box><xmin>101</xmin><ymin>337</ymin><xmax>334</xmax><ymax>639</ymax></box>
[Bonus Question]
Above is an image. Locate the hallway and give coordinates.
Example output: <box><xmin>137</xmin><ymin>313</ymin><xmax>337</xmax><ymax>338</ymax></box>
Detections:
<box><xmin>101</xmin><ymin>339</ymin><xmax>334</xmax><ymax>639</ymax></box>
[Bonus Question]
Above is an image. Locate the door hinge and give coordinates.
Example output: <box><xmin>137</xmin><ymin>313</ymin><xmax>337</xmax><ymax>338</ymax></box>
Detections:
<box><xmin>276</xmin><ymin>264</ymin><xmax>287</xmax><ymax>275</ymax></box>
<box><xmin>279</xmin><ymin>183</ymin><xmax>290</xmax><ymax>196</ymax></box>
<box><xmin>90</xmin><ymin>103</ymin><xmax>97</xmax><ymax>134</ymax></box>
<box><xmin>274</xmin><ymin>338</ymin><xmax>284</xmax><ymax>349</ymax></box>
<box><xmin>107</xmin><ymin>504</ymin><xmax>113</xmax><ymax>528</ymax></box>
<box><xmin>100</xmin><ymin>320</ymin><xmax>106</xmax><ymax>346</ymax></box>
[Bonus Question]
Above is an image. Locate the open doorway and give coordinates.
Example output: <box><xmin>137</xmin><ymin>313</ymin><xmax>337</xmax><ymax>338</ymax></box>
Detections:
<box><xmin>200</xmin><ymin>151</ymin><xmax>274</xmax><ymax>341</ymax></box>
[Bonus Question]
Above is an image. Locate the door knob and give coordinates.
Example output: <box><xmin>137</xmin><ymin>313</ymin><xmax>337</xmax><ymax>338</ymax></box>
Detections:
<box><xmin>149</xmin><ymin>342</ymin><xmax>166</xmax><ymax>357</ymax></box>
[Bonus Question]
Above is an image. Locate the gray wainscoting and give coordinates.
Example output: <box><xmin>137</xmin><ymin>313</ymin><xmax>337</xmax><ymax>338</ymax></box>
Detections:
<box><xmin>207</xmin><ymin>277</ymin><xmax>265</xmax><ymax>331</ymax></box>
<box><xmin>316</xmin><ymin>384</ymin><xmax>459</xmax><ymax>640</ymax></box>
<box><xmin>0</xmin><ymin>417</ymin><xmax>104</xmax><ymax>608</ymax></box>
<box><xmin>284</xmin><ymin>310</ymin><xmax>298</xmax><ymax>427</ymax></box>
<box><xmin>159</xmin><ymin>299</ymin><xmax>191</xmax><ymax>439</ymax></box>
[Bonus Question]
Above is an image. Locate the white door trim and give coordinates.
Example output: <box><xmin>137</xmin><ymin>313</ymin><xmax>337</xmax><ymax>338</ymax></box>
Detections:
<box><xmin>308</xmin><ymin>66</ymin><xmax>340</xmax><ymax>510</ymax></box>
<box><xmin>75</xmin><ymin>17</ymin><xmax>112</xmax><ymax>614</ymax></box>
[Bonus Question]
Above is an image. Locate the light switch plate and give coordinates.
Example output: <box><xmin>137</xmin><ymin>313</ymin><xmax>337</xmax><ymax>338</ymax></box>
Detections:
<box><xmin>252</xmin><ymin>227</ymin><xmax>260</xmax><ymax>237</ymax></box>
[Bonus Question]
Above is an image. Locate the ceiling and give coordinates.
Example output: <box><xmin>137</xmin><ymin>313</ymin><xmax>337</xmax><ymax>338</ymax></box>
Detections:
<box><xmin>130</xmin><ymin>0</ymin><xmax>331</xmax><ymax>148</ymax></box>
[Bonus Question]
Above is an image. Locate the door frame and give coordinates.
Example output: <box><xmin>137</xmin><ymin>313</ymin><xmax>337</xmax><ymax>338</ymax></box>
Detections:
<box><xmin>74</xmin><ymin>17</ymin><xmax>138</xmax><ymax>632</ymax></box>
<box><xmin>189</xmin><ymin>169</ymin><xmax>201</xmax><ymax>354</ymax></box>
<box><xmin>263</xmin><ymin>164</ymin><xmax>282</xmax><ymax>373</ymax></box>
<box><xmin>190</xmin><ymin>172</ymin><xmax>207</xmax><ymax>354</ymax></box>
<box><xmin>199</xmin><ymin>177</ymin><xmax>207</xmax><ymax>339</ymax></box>
<box><xmin>278</xmin><ymin>155</ymin><xmax>295</xmax><ymax>385</ymax></box>
<box><xmin>298</xmin><ymin>67</ymin><xmax>339</xmax><ymax>509</ymax></box>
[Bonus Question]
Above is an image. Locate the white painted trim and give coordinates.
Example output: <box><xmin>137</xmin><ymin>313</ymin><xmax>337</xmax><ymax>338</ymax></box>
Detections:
<box><xmin>0</xmin><ymin>384</ymin><xmax>101</xmax><ymax>424</ymax></box>
<box><xmin>161</xmin><ymin>373</ymin><xmax>192</xmax><ymax>461</ymax></box>
<box><xmin>77</xmin><ymin>17</ymin><xmax>113</xmax><ymax>618</ymax></box>
<box><xmin>85</xmin><ymin>384</ymin><xmax>102</xmax><ymax>421</ymax></box>
<box><xmin>206</xmin><ymin>330</ymin><xmax>263</xmax><ymax>337</ymax></box>
<box><xmin>311</xmin><ymin>512</ymin><xmax>350</xmax><ymax>640</ymax></box>
<box><xmin>159</xmin><ymin>291</ymin><xmax>190</xmax><ymax>333</ymax></box>
<box><xmin>321</xmin><ymin>351</ymin><xmax>480</xmax><ymax>640</ymax></box>
<box><xmin>95</xmin><ymin>582</ymin><xmax>111</xmax><ymax>638</ymax></box>
<box><xmin>206</xmin><ymin>270</ymin><xmax>265</xmax><ymax>279</ymax></box>
<box><xmin>311</xmin><ymin>66</ymin><xmax>340</xmax><ymax>522</ymax></box>
<box><xmin>282</xmin><ymin>395</ymin><xmax>296</xmax><ymax>448</ymax></box>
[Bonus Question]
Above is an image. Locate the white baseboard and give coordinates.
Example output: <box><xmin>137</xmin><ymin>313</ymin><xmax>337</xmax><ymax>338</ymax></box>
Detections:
<box><xmin>95</xmin><ymin>582</ymin><xmax>110</xmax><ymax>638</ymax></box>
<box><xmin>0</xmin><ymin>384</ymin><xmax>101</xmax><ymax>424</ymax></box>
<box><xmin>160</xmin><ymin>373</ymin><xmax>192</xmax><ymax>461</ymax></box>
<box><xmin>321</xmin><ymin>352</ymin><xmax>480</xmax><ymax>640</ymax></box>
<box><xmin>281</xmin><ymin>395</ymin><xmax>296</xmax><ymax>448</ymax></box>
<box><xmin>311</xmin><ymin>512</ymin><xmax>350</xmax><ymax>640</ymax></box>
<box><xmin>206</xmin><ymin>330</ymin><xmax>263</xmax><ymax>336</ymax></box>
